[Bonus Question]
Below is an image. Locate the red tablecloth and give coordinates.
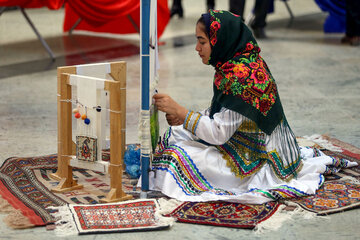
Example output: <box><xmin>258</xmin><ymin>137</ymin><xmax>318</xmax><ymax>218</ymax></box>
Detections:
<box><xmin>64</xmin><ymin>0</ymin><xmax>169</xmax><ymax>37</ymax></box>
<box><xmin>0</xmin><ymin>0</ymin><xmax>170</xmax><ymax>37</ymax></box>
<box><xmin>0</xmin><ymin>0</ymin><xmax>63</xmax><ymax>9</ymax></box>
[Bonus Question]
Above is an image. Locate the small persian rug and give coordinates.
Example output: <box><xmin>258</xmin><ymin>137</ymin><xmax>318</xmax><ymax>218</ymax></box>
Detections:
<box><xmin>290</xmin><ymin>180</ymin><xmax>360</xmax><ymax>215</ymax></box>
<box><xmin>52</xmin><ymin>199</ymin><xmax>173</xmax><ymax>235</ymax></box>
<box><xmin>167</xmin><ymin>201</ymin><xmax>280</xmax><ymax>229</ymax></box>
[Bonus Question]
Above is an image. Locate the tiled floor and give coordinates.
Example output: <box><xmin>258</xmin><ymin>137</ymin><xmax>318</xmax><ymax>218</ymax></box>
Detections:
<box><xmin>0</xmin><ymin>1</ymin><xmax>360</xmax><ymax>239</ymax></box>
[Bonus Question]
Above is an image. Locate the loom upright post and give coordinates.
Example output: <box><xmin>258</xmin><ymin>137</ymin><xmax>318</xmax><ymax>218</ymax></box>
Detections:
<box><xmin>140</xmin><ymin>0</ymin><xmax>151</xmax><ymax>196</ymax></box>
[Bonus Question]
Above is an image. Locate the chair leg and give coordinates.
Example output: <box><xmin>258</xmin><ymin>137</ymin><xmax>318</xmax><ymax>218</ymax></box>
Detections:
<box><xmin>19</xmin><ymin>8</ymin><xmax>55</xmax><ymax>60</ymax></box>
<box><xmin>0</xmin><ymin>7</ymin><xmax>6</xmax><ymax>16</ymax></box>
<box><xmin>69</xmin><ymin>18</ymin><xmax>82</xmax><ymax>35</ymax></box>
<box><xmin>283</xmin><ymin>0</ymin><xmax>294</xmax><ymax>27</ymax></box>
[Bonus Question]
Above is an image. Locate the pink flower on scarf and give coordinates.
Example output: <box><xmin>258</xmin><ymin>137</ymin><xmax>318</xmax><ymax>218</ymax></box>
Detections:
<box><xmin>250</xmin><ymin>68</ymin><xmax>268</xmax><ymax>84</ymax></box>
<box><xmin>249</xmin><ymin>62</ymin><xmax>260</xmax><ymax>69</ymax></box>
<box><xmin>211</xmin><ymin>21</ymin><xmax>221</xmax><ymax>31</ymax></box>
<box><xmin>246</xmin><ymin>42</ymin><xmax>254</xmax><ymax>51</ymax></box>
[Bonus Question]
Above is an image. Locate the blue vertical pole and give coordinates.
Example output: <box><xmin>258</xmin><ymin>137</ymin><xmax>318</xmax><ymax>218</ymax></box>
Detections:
<box><xmin>141</xmin><ymin>0</ymin><xmax>150</xmax><ymax>192</ymax></box>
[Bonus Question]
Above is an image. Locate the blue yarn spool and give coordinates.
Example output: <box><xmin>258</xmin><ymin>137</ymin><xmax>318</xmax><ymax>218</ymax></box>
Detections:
<box><xmin>84</xmin><ymin>118</ymin><xmax>90</xmax><ymax>125</ymax></box>
<box><xmin>124</xmin><ymin>144</ymin><xmax>141</xmax><ymax>179</ymax></box>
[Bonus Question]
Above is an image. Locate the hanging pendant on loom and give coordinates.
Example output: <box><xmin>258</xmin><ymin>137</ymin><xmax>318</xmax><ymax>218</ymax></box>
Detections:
<box><xmin>84</xmin><ymin>118</ymin><xmax>90</xmax><ymax>125</ymax></box>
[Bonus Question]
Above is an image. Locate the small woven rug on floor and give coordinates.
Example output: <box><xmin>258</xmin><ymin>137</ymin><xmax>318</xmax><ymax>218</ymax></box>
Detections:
<box><xmin>167</xmin><ymin>201</ymin><xmax>280</xmax><ymax>229</ymax></box>
<box><xmin>0</xmin><ymin>152</ymin><xmax>141</xmax><ymax>227</ymax></box>
<box><xmin>51</xmin><ymin>199</ymin><xmax>174</xmax><ymax>235</ymax></box>
<box><xmin>290</xmin><ymin>180</ymin><xmax>360</xmax><ymax>215</ymax></box>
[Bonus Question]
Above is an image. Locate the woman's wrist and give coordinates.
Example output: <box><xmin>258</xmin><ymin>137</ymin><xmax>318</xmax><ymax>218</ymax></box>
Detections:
<box><xmin>176</xmin><ymin>106</ymin><xmax>189</xmax><ymax>123</ymax></box>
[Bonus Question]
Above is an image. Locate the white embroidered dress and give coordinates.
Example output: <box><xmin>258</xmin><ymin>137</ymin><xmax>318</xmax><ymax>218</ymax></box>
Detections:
<box><xmin>148</xmin><ymin>108</ymin><xmax>357</xmax><ymax>204</ymax></box>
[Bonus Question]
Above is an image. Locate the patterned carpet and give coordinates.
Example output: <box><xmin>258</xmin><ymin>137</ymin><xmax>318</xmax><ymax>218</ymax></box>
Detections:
<box><xmin>290</xmin><ymin>180</ymin><xmax>360</xmax><ymax>215</ymax></box>
<box><xmin>289</xmin><ymin>136</ymin><xmax>360</xmax><ymax>215</ymax></box>
<box><xmin>167</xmin><ymin>201</ymin><xmax>280</xmax><ymax>229</ymax></box>
<box><xmin>0</xmin><ymin>152</ymin><xmax>139</xmax><ymax>226</ymax></box>
<box><xmin>58</xmin><ymin>199</ymin><xmax>173</xmax><ymax>235</ymax></box>
<box><xmin>0</xmin><ymin>137</ymin><xmax>360</xmax><ymax>229</ymax></box>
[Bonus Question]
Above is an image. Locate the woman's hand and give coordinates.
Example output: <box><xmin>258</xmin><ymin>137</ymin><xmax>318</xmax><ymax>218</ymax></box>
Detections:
<box><xmin>153</xmin><ymin>93</ymin><xmax>188</xmax><ymax>125</ymax></box>
<box><xmin>166</xmin><ymin>113</ymin><xmax>183</xmax><ymax>126</ymax></box>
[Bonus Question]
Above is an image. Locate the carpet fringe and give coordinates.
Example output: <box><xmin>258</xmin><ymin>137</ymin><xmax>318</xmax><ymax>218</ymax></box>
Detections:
<box><xmin>303</xmin><ymin>134</ymin><xmax>342</xmax><ymax>152</ymax></box>
<box><xmin>48</xmin><ymin>199</ymin><xmax>175</xmax><ymax>236</ymax></box>
<box><xmin>254</xmin><ymin>203</ymin><xmax>326</xmax><ymax>234</ymax></box>
<box><xmin>339</xmin><ymin>176</ymin><xmax>360</xmax><ymax>185</ymax></box>
<box><xmin>157</xmin><ymin>198</ymin><xmax>183</xmax><ymax>216</ymax></box>
<box><xmin>48</xmin><ymin>205</ymin><xmax>78</xmax><ymax>236</ymax></box>
<box><xmin>154</xmin><ymin>199</ymin><xmax>176</xmax><ymax>227</ymax></box>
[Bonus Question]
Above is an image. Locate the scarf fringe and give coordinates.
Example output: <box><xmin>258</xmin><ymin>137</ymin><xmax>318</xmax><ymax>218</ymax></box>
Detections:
<box><xmin>0</xmin><ymin>195</ymin><xmax>34</xmax><ymax>229</ymax></box>
<box><xmin>48</xmin><ymin>205</ymin><xmax>78</xmax><ymax>236</ymax></box>
<box><xmin>254</xmin><ymin>202</ymin><xmax>326</xmax><ymax>234</ymax></box>
<box><xmin>302</xmin><ymin>134</ymin><xmax>342</xmax><ymax>152</ymax></box>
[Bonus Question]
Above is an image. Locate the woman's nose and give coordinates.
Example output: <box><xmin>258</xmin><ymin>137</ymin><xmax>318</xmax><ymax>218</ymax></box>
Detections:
<box><xmin>195</xmin><ymin>43</ymin><xmax>200</xmax><ymax>52</ymax></box>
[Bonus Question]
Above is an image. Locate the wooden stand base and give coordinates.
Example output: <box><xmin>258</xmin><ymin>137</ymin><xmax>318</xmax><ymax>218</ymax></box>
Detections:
<box><xmin>49</xmin><ymin>172</ymin><xmax>62</xmax><ymax>181</ymax></box>
<box><xmin>100</xmin><ymin>188</ymin><xmax>133</xmax><ymax>203</ymax></box>
<box><xmin>51</xmin><ymin>178</ymin><xmax>83</xmax><ymax>193</ymax></box>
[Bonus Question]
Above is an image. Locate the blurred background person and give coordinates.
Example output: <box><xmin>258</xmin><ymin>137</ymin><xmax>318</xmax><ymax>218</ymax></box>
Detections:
<box><xmin>229</xmin><ymin>0</ymin><xmax>272</xmax><ymax>39</ymax></box>
<box><xmin>342</xmin><ymin>0</ymin><xmax>360</xmax><ymax>46</ymax></box>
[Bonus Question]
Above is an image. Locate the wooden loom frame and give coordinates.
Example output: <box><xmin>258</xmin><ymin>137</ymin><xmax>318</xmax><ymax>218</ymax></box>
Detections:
<box><xmin>50</xmin><ymin>61</ymin><xmax>132</xmax><ymax>203</ymax></box>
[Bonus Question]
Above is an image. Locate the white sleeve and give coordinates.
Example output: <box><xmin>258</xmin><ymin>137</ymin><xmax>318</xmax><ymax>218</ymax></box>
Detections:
<box><xmin>182</xmin><ymin>108</ymin><xmax>245</xmax><ymax>145</ymax></box>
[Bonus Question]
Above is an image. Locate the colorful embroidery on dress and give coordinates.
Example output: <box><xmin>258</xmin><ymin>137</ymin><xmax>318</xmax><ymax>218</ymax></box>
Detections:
<box><xmin>216</xmin><ymin>131</ymin><xmax>268</xmax><ymax>178</ymax></box>
<box><xmin>156</xmin><ymin>127</ymin><xmax>172</xmax><ymax>152</ymax></box>
<box><xmin>324</xmin><ymin>156</ymin><xmax>350</xmax><ymax>175</ymax></box>
<box><xmin>153</xmin><ymin>144</ymin><xmax>233</xmax><ymax>196</ymax></box>
<box><xmin>268</xmin><ymin>150</ymin><xmax>303</xmax><ymax>181</ymax></box>
<box><xmin>184</xmin><ymin>111</ymin><xmax>202</xmax><ymax>135</ymax></box>
<box><xmin>250</xmin><ymin>185</ymin><xmax>311</xmax><ymax>201</ymax></box>
<box><xmin>216</xmin><ymin>122</ymin><xmax>302</xmax><ymax>181</ymax></box>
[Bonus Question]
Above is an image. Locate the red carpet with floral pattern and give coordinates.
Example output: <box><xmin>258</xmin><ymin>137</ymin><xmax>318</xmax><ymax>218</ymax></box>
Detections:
<box><xmin>168</xmin><ymin>201</ymin><xmax>280</xmax><ymax>229</ymax></box>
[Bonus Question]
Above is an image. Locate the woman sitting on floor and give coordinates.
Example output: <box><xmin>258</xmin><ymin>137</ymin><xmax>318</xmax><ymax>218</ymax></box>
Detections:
<box><xmin>149</xmin><ymin>10</ymin><xmax>356</xmax><ymax>204</ymax></box>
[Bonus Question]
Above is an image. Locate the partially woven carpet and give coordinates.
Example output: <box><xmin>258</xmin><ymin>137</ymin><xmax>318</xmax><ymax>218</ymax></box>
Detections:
<box><xmin>167</xmin><ymin>201</ymin><xmax>280</xmax><ymax>229</ymax></box>
<box><xmin>52</xmin><ymin>199</ymin><xmax>173</xmax><ymax>235</ymax></box>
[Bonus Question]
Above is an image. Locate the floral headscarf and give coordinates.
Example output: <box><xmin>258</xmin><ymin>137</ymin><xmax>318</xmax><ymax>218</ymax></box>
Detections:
<box><xmin>204</xmin><ymin>10</ymin><xmax>284</xmax><ymax>135</ymax></box>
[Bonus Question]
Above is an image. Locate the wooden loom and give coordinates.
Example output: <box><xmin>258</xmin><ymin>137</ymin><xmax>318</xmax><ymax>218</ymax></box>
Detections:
<box><xmin>50</xmin><ymin>61</ymin><xmax>132</xmax><ymax>203</ymax></box>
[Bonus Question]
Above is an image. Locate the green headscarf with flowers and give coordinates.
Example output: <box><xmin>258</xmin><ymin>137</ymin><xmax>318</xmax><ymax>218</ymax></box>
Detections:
<box><xmin>205</xmin><ymin>10</ymin><xmax>284</xmax><ymax>135</ymax></box>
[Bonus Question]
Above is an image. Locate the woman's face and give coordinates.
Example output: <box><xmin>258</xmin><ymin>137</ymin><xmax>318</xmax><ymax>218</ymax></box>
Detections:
<box><xmin>195</xmin><ymin>23</ymin><xmax>211</xmax><ymax>65</ymax></box>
